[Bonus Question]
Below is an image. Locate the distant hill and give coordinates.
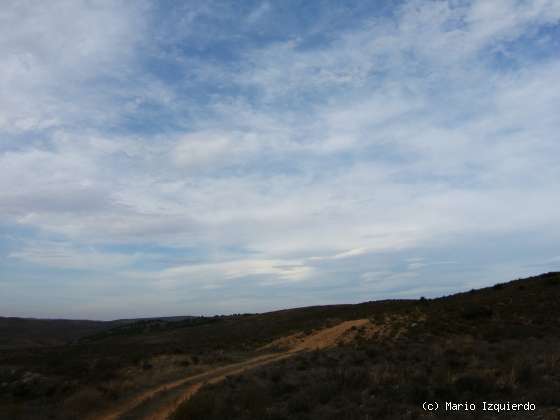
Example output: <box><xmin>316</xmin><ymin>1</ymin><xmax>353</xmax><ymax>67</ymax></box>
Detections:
<box><xmin>0</xmin><ymin>317</ymin><xmax>110</xmax><ymax>349</ymax></box>
<box><xmin>0</xmin><ymin>315</ymin><xmax>199</xmax><ymax>349</ymax></box>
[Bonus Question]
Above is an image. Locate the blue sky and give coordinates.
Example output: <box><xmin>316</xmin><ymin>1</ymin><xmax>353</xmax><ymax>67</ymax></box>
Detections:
<box><xmin>1</xmin><ymin>0</ymin><xmax>560</xmax><ymax>320</ymax></box>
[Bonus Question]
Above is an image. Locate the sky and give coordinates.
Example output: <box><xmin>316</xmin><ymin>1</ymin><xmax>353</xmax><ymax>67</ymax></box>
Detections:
<box><xmin>1</xmin><ymin>0</ymin><xmax>560</xmax><ymax>320</ymax></box>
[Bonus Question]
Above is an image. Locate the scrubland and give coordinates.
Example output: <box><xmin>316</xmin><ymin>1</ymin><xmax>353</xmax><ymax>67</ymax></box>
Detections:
<box><xmin>1</xmin><ymin>273</ymin><xmax>559</xmax><ymax>419</ymax></box>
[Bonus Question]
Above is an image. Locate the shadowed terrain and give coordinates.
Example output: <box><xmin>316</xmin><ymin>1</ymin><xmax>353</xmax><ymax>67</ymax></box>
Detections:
<box><xmin>0</xmin><ymin>318</ymin><xmax>110</xmax><ymax>350</ymax></box>
<box><xmin>1</xmin><ymin>272</ymin><xmax>559</xmax><ymax>419</ymax></box>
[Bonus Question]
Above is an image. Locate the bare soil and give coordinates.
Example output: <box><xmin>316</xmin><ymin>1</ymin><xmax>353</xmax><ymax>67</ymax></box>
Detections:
<box><xmin>91</xmin><ymin>318</ymin><xmax>373</xmax><ymax>420</ymax></box>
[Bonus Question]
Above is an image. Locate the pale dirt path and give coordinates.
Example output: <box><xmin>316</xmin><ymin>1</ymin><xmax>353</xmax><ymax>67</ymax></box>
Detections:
<box><xmin>91</xmin><ymin>318</ymin><xmax>372</xmax><ymax>420</ymax></box>
<box><xmin>294</xmin><ymin>318</ymin><xmax>371</xmax><ymax>350</ymax></box>
<box><xmin>136</xmin><ymin>351</ymin><xmax>297</xmax><ymax>420</ymax></box>
<box><xmin>90</xmin><ymin>353</ymin><xmax>291</xmax><ymax>420</ymax></box>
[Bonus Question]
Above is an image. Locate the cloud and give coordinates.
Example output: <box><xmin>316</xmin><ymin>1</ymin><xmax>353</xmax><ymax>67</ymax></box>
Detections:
<box><xmin>173</xmin><ymin>131</ymin><xmax>261</xmax><ymax>170</ymax></box>
<box><xmin>246</xmin><ymin>2</ymin><xmax>271</xmax><ymax>24</ymax></box>
<box><xmin>361</xmin><ymin>270</ymin><xmax>418</xmax><ymax>287</ymax></box>
<box><xmin>9</xmin><ymin>241</ymin><xmax>137</xmax><ymax>270</ymax></box>
<box><xmin>0</xmin><ymin>0</ymin><xmax>153</xmax><ymax>133</ymax></box>
<box><xmin>1</xmin><ymin>0</ymin><xmax>560</xmax><ymax>317</ymax></box>
<box><xmin>309</xmin><ymin>247</ymin><xmax>370</xmax><ymax>261</ymax></box>
<box><xmin>137</xmin><ymin>257</ymin><xmax>315</xmax><ymax>290</ymax></box>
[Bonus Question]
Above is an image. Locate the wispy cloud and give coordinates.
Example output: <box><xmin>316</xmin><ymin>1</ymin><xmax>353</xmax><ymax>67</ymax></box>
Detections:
<box><xmin>9</xmin><ymin>241</ymin><xmax>137</xmax><ymax>271</ymax></box>
<box><xmin>1</xmin><ymin>0</ymin><xmax>559</xmax><ymax>318</ymax></box>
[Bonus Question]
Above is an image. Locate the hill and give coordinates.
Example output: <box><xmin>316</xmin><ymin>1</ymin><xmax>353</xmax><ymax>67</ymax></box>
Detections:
<box><xmin>0</xmin><ymin>317</ymin><xmax>110</xmax><ymax>350</ymax></box>
<box><xmin>0</xmin><ymin>315</ymin><xmax>207</xmax><ymax>350</ymax></box>
<box><xmin>1</xmin><ymin>272</ymin><xmax>559</xmax><ymax>419</ymax></box>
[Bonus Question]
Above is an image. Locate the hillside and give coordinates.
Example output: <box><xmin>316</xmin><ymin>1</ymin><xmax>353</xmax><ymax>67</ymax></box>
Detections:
<box><xmin>174</xmin><ymin>272</ymin><xmax>560</xmax><ymax>420</ymax></box>
<box><xmin>0</xmin><ymin>316</ymin><xmax>204</xmax><ymax>350</ymax></box>
<box><xmin>0</xmin><ymin>318</ymin><xmax>110</xmax><ymax>350</ymax></box>
<box><xmin>1</xmin><ymin>272</ymin><xmax>559</xmax><ymax>419</ymax></box>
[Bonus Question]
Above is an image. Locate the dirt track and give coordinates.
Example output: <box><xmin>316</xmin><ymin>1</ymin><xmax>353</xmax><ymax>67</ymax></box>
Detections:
<box><xmin>91</xmin><ymin>318</ymin><xmax>371</xmax><ymax>420</ymax></box>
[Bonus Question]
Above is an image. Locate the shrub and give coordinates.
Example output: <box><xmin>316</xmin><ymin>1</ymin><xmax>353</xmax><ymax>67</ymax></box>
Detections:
<box><xmin>545</xmin><ymin>277</ymin><xmax>560</xmax><ymax>287</ymax></box>
<box><xmin>453</xmin><ymin>373</ymin><xmax>494</xmax><ymax>396</ymax></box>
<box><xmin>461</xmin><ymin>303</ymin><xmax>492</xmax><ymax>320</ymax></box>
<box><xmin>287</xmin><ymin>392</ymin><xmax>310</xmax><ymax>414</ymax></box>
<box><xmin>62</xmin><ymin>387</ymin><xmax>104</xmax><ymax>417</ymax></box>
<box><xmin>514</xmin><ymin>360</ymin><xmax>534</xmax><ymax>385</ymax></box>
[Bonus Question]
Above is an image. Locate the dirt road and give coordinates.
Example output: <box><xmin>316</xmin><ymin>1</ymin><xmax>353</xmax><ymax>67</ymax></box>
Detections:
<box><xmin>92</xmin><ymin>318</ymin><xmax>371</xmax><ymax>420</ymax></box>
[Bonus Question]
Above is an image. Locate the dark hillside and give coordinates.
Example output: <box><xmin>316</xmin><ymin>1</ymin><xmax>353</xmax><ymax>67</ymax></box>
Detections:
<box><xmin>0</xmin><ymin>316</ymin><xmax>198</xmax><ymax>350</ymax></box>
<box><xmin>0</xmin><ymin>300</ymin><xmax>414</xmax><ymax>383</ymax></box>
<box><xmin>1</xmin><ymin>272</ymin><xmax>559</xmax><ymax>419</ymax></box>
<box><xmin>173</xmin><ymin>272</ymin><xmax>560</xmax><ymax>420</ymax></box>
<box><xmin>0</xmin><ymin>318</ymin><xmax>110</xmax><ymax>350</ymax></box>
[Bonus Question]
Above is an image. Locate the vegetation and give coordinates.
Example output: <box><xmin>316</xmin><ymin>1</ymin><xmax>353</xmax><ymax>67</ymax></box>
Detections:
<box><xmin>1</xmin><ymin>272</ymin><xmax>559</xmax><ymax>419</ymax></box>
<box><xmin>173</xmin><ymin>272</ymin><xmax>560</xmax><ymax>420</ymax></box>
<box><xmin>0</xmin><ymin>318</ymin><xmax>109</xmax><ymax>350</ymax></box>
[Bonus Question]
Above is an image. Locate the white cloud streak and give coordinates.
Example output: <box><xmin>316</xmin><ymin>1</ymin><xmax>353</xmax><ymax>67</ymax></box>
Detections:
<box><xmin>1</xmin><ymin>0</ymin><xmax>560</xmax><ymax>316</ymax></box>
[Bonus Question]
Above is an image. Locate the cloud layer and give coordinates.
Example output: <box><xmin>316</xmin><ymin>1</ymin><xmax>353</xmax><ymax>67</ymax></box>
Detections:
<box><xmin>1</xmin><ymin>0</ymin><xmax>560</xmax><ymax>319</ymax></box>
